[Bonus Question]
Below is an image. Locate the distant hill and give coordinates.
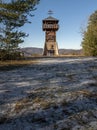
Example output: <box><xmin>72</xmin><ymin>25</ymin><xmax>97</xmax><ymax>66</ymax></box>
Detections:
<box><xmin>21</xmin><ymin>47</ymin><xmax>43</xmax><ymax>56</ymax></box>
<box><xmin>59</xmin><ymin>49</ymin><xmax>82</xmax><ymax>55</ymax></box>
<box><xmin>21</xmin><ymin>47</ymin><xmax>82</xmax><ymax>56</ymax></box>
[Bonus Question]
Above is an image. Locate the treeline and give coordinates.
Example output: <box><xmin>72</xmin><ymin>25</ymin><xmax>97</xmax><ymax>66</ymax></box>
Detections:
<box><xmin>82</xmin><ymin>10</ymin><xmax>97</xmax><ymax>56</ymax></box>
<box><xmin>0</xmin><ymin>0</ymin><xmax>39</xmax><ymax>60</ymax></box>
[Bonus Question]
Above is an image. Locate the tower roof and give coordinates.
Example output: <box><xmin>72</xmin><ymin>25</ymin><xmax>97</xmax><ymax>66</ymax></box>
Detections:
<box><xmin>43</xmin><ymin>16</ymin><xmax>59</xmax><ymax>21</ymax></box>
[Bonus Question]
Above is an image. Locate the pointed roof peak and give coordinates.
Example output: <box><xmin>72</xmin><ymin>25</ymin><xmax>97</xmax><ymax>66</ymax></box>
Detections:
<box><xmin>43</xmin><ymin>16</ymin><xmax>58</xmax><ymax>21</ymax></box>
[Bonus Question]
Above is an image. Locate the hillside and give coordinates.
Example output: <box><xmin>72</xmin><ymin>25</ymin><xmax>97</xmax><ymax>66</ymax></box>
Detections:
<box><xmin>21</xmin><ymin>47</ymin><xmax>43</xmax><ymax>56</ymax></box>
<box><xmin>21</xmin><ymin>47</ymin><xmax>82</xmax><ymax>56</ymax></box>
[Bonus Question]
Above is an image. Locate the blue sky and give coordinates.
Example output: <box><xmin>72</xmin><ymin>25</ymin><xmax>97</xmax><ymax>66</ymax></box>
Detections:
<box><xmin>21</xmin><ymin>0</ymin><xmax>97</xmax><ymax>49</ymax></box>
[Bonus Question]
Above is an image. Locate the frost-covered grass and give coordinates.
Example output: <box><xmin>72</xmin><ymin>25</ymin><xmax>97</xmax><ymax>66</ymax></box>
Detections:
<box><xmin>0</xmin><ymin>57</ymin><xmax>97</xmax><ymax>130</ymax></box>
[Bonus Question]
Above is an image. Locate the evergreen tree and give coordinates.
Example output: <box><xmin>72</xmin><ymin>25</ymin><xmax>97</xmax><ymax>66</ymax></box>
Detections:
<box><xmin>82</xmin><ymin>10</ymin><xmax>97</xmax><ymax>56</ymax></box>
<box><xmin>0</xmin><ymin>0</ymin><xmax>40</xmax><ymax>60</ymax></box>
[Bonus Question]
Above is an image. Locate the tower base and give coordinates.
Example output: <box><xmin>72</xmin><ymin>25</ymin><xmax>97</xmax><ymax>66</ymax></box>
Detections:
<box><xmin>43</xmin><ymin>42</ymin><xmax>59</xmax><ymax>56</ymax></box>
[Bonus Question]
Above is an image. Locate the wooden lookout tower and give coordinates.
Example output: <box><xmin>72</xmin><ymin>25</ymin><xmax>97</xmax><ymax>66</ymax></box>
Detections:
<box><xmin>42</xmin><ymin>11</ymin><xmax>59</xmax><ymax>56</ymax></box>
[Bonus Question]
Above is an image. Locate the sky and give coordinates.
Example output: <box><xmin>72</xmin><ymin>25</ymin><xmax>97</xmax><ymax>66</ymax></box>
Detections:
<box><xmin>21</xmin><ymin>0</ymin><xmax>97</xmax><ymax>49</ymax></box>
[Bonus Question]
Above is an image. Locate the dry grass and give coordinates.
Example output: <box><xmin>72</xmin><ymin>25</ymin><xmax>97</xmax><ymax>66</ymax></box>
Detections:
<box><xmin>0</xmin><ymin>60</ymin><xmax>38</xmax><ymax>66</ymax></box>
<box><xmin>14</xmin><ymin>98</ymin><xmax>29</xmax><ymax>113</ymax></box>
<box><xmin>59</xmin><ymin>54</ymin><xmax>84</xmax><ymax>57</ymax></box>
<box><xmin>0</xmin><ymin>59</ymin><xmax>39</xmax><ymax>71</ymax></box>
